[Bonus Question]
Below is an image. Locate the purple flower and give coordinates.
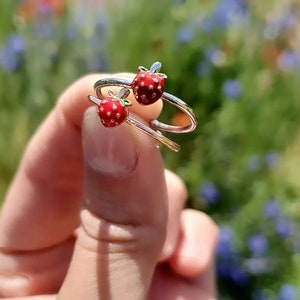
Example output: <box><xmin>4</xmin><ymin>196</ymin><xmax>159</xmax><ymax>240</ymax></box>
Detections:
<box><xmin>280</xmin><ymin>11</ymin><xmax>298</xmax><ymax>30</ymax></box>
<box><xmin>264</xmin><ymin>11</ymin><xmax>297</xmax><ymax>40</ymax></box>
<box><xmin>248</xmin><ymin>234</ymin><xmax>268</xmax><ymax>255</ymax></box>
<box><xmin>38</xmin><ymin>2</ymin><xmax>54</xmax><ymax>16</ymax></box>
<box><xmin>0</xmin><ymin>49</ymin><xmax>20</xmax><ymax>72</ymax></box>
<box><xmin>229</xmin><ymin>266</ymin><xmax>248</xmax><ymax>286</ymax></box>
<box><xmin>217</xmin><ymin>261</ymin><xmax>233</xmax><ymax>277</ymax></box>
<box><xmin>265</xmin><ymin>151</ymin><xmax>280</xmax><ymax>169</ymax></box>
<box><xmin>204</xmin><ymin>46</ymin><xmax>226</xmax><ymax>66</ymax></box>
<box><xmin>7</xmin><ymin>34</ymin><xmax>25</xmax><ymax>54</ymax></box>
<box><xmin>199</xmin><ymin>181</ymin><xmax>220</xmax><ymax>204</ymax></box>
<box><xmin>264</xmin><ymin>199</ymin><xmax>281</xmax><ymax>219</ymax></box>
<box><xmin>276</xmin><ymin>217</ymin><xmax>293</xmax><ymax>238</ymax></box>
<box><xmin>217</xmin><ymin>261</ymin><xmax>248</xmax><ymax>286</ymax></box>
<box><xmin>216</xmin><ymin>226</ymin><xmax>248</xmax><ymax>286</ymax></box>
<box><xmin>177</xmin><ymin>26</ymin><xmax>194</xmax><ymax>44</ymax></box>
<box><xmin>216</xmin><ymin>226</ymin><xmax>235</xmax><ymax>257</ymax></box>
<box><xmin>245</xmin><ymin>257</ymin><xmax>273</xmax><ymax>275</ymax></box>
<box><xmin>0</xmin><ymin>33</ymin><xmax>25</xmax><ymax>72</ymax></box>
<box><xmin>204</xmin><ymin>46</ymin><xmax>218</xmax><ymax>62</ymax></box>
<box><xmin>209</xmin><ymin>0</ymin><xmax>248</xmax><ymax>29</ymax></box>
<box><xmin>222</xmin><ymin>79</ymin><xmax>242</xmax><ymax>99</ymax></box>
<box><xmin>278</xmin><ymin>50</ymin><xmax>300</xmax><ymax>71</ymax></box>
<box><xmin>278</xmin><ymin>284</ymin><xmax>297</xmax><ymax>300</ymax></box>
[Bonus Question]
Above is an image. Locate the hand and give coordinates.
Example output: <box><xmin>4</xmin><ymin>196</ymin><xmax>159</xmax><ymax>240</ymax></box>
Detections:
<box><xmin>0</xmin><ymin>74</ymin><xmax>218</xmax><ymax>299</ymax></box>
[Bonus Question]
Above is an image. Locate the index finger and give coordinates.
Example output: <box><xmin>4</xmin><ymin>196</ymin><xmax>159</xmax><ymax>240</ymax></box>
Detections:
<box><xmin>0</xmin><ymin>73</ymin><xmax>162</xmax><ymax>251</ymax></box>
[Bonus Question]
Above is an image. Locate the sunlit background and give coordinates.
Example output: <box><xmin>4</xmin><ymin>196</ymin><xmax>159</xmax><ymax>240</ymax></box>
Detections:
<box><xmin>1</xmin><ymin>0</ymin><xmax>300</xmax><ymax>299</ymax></box>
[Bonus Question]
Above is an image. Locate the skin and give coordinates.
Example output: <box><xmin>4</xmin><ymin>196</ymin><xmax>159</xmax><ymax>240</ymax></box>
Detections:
<box><xmin>0</xmin><ymin>74</ymin><xmax>219</xmax><ymax>299</ymax></box>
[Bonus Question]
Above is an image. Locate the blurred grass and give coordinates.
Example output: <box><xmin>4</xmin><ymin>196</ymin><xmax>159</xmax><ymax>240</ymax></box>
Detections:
<box><xmin>1</xmin><ymin>0</ymin><xmax>300</xmax><ymax>298</ymax></box>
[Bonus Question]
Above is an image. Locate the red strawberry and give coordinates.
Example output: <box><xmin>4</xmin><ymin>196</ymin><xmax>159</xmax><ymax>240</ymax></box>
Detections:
<box><xmin>131</xmin><ymin>62</ymin><xmax>167</xmax><ymax>105</ymax></box>
<box><xmin>97</xmin><ymin>95</ymin><xmax>131</xmax><ymax>128</ymax></box>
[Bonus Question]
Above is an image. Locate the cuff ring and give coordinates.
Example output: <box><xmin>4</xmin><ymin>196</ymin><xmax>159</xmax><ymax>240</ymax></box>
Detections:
<box><xmin>87</xmin><ymin>62</ymin><xmax>198</xmax><ymax>152</ymax></box>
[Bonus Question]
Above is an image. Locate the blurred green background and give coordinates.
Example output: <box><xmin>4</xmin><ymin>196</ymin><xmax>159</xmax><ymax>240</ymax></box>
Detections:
<box><xmin>1</xmin><ymin>0</ymin><xmax>300</xmax><ymax>299</ymax></box>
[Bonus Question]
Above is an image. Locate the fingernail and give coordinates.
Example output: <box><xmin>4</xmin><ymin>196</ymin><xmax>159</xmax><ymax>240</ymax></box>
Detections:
<box><xmin>83</xmin><ymin>107</ymin><xmax>138</xmax><ymax>176</ymax></box>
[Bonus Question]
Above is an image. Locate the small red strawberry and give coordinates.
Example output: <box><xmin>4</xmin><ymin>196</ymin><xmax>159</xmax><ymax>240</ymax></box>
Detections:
<box><xmin>131</xmin><ymin>61</ymin><xmax>167</xmax><ymax>105</ymax></box>
<box><xmin>95</xmin><ymin>89</ymin><xmax>132</xmax><ymax>128</ymax></box>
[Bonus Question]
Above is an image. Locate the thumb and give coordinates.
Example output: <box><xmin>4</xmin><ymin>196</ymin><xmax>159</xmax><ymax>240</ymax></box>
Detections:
<box><xmin>58</xmin><ymin>107</ymin><xmax>168</xmax><ymax>299</ymax></box>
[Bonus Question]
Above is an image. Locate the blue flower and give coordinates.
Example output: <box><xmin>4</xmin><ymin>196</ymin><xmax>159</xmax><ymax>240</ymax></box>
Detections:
<box><xmin>222</xmin><ymin>79</ymin><xmax>242</xmax><ymax>99</ymax></box>
<box><xmin>229</xmin><ymin>266</ymin><xmax>248</xmax><ymax>286</ymax></box>
<box><xmin>278</xmin><ymin>50</ymin><xmax>300</xmax><ymax>71</ymax></box>
<box><xmin>245</xmin><ymin>258</ymin><xmax>273</xmax><ymax>275</ymax></box>
<box><xmin>265</xmin><ymin>151</ymin><xmax>280</xmax><ymax>169</ymax></box>
<box><xmin>7</xmin><ymin>34</ymin><xmax>25</xmax><ymax>54</ymax></box>
<box><xmin>0</xmin><ymin>49</ymin><xmax>20</xmax><ymax>72</ymax></box>
<box><xmin>264</xmin><ymin>11</ymin><xmax>297</xmax><ymax>40</ymax></box>
<box><xmin>199</xmin><ymin>181</ymin><xmax>220</xmax><ymax>204</ymax></box>
<box><xmin>216</xmin><ymin>226</ymin><xmax>235</xmax><ymax>257</ymax></box>
<box><xmin>276</xmin><ymin>217</ymin><xmax>293</xmax><ymax>238</ymax></box>
<box><xmin>204</xmin><ymin>46</ymin><xmax>218</xmax><ymax>62</ymax></box>
<box><xmin>264</xmin><ymin>199</ymin><xmax>281</xmax><ymax>219</ymax></box>
<box><xmin>280</xmin><ymin>11</ymin><xmax>298</xmax><ymax>30</ymax></box>
<box><xmin>0</xmin><ymin>33</ymin><xmax>25</xmax><ymax>72</ymax></box>
<box><xmin>177</xmin><ymin>26</ymin><xmax>194</xmax><ymax>44</ymax></box>
<box><xmin>208</xmin><ymin>0</ymin><xmax>248</xmax><ymax>29</ymax></box>
<box><xmin>217</xmin><ymin>261</ymin><xmax>233</xmax><ymax>277</ymax></box>
<box><xmin>278</xmin><ymin>284</ymin><xmax>298</xmax><ymax>300</ymax></box>
<box><xmin>248</xmin><ymin>234</ymin><xmax>268</xmax><ymax>255</ymax></box>
<box><xmin>204</xmin><ymin>46</ymin><xmax>226</xmax><ymax>66</ymax></box>
<box><xmin>217</xmin><ymin>261</ymin><xmax>248</xmax><ymax>286</ymax></box>
<box><xmin>230</xmin><ymin>267</ymin><xmax>248</xmax><ymax>286</ymax></box>
<box><xmin>216</xmin><ymin>226</ymin><xmax>248</xmax><ymax>286</ymax></box>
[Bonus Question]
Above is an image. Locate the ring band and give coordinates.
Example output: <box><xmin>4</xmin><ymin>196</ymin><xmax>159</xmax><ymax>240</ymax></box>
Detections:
<box><xmin>87</xmin><ymin>94</ymin><xmax>181</xmax><ymax>152</ymax></box>
<box><xmin>94</xmin><ymin>78</ymin><xmax>198</xmax><ymax>134</ymax></box>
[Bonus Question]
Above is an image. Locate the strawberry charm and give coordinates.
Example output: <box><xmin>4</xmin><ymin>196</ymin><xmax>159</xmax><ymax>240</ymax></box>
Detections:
<box><xmin>131</xmin><ymin>61</ymin><xmax>167</xmax><ymax>105</ymax></box>
<box><xmin>93</xmin><ymin>88</ymin><xmax>132</xmax><ymax>128</ymax></box>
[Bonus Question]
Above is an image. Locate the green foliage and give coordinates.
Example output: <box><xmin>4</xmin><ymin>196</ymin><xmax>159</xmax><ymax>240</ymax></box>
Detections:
<box><xmin>1</xmin><ymin>0</ymin><xmax>300</xmax><ymax>298</ymax></box>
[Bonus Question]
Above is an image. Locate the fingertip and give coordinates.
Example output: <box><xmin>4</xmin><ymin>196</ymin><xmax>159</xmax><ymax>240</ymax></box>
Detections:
<box><xmin>164</xmin><ymin>169</ymin><xmax>188</xmax><ymax>202</ymax></box>
<box><xmin>158</xmin><ymin>170</ymin><xmax>188</xmax><ymax>262</ymax></box>
<box><xmin>169</xmin><ymin>209</ymin><xmax>219</xmax><ymax>278</ymax></box>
